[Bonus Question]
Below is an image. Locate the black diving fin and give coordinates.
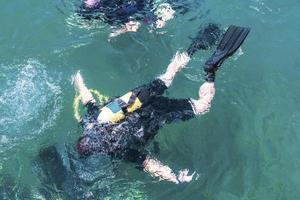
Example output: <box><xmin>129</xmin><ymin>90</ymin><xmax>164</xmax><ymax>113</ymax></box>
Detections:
<box><xmin>204</xmin><ymin>25</ymin><xmax>250</xmax><ymax>73</ymax></box>
<box><xmin>187</xmin><ymin>23</ymin><xmax>222</xmax><ymax>57</ymax></box>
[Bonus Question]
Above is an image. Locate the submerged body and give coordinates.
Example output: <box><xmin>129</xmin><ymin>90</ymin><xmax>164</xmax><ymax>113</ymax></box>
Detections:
<box><xmin>79</xmin><ymin>0</ymin><xmax>154</xmax><ymax>25</ymax></box>
<box><xmin>78</xmin><ymin>0</ymin><xmax>177</xmax><ymax>37</ymax></box>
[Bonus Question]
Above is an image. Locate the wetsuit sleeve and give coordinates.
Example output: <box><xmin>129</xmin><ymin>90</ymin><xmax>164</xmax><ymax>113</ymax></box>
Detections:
<box><xmin>140</xmin><ymin>96</ymin><xmax>196</xmax><ymax>138</ymax></box>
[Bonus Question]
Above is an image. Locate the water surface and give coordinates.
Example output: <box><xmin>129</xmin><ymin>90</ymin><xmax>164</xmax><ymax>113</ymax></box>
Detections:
<box><xmin>0</xmin><ymin>0</ymin><xmax>300</xmax><ymax>199</ymax></box>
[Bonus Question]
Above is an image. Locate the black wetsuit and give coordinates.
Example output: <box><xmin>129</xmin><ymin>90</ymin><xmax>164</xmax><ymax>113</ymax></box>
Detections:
<box><xmin>77</xmin><ymin>79</ymin><xmax>195</xmax><ymax>165</ymax></box>
<box><xmin>78</xmin><ymin>0</ymin><xmax>156</xmax><ymax>26</ymax></box>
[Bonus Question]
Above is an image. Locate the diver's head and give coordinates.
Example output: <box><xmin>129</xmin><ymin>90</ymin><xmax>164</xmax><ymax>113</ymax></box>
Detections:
<box><xmin>76</xmin><ymin>136</ymin><xmax>93</xmax><ymax>157</ymax></box>
<box><xmin>76</xmin><ymin>130</ymin><xmax>106</xmax><ymax>157</ymax></box>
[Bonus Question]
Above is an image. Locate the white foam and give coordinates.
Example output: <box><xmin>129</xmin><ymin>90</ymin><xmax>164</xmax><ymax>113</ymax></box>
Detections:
<box><xmin>249</xmin><ymin>0</ymin><xmax>273</xmax><ymax>14</ymax></box>
<box><xmin>0</xmin><ymin>59</ymin><xmax>62</xmax><ymax>149</ymax></box>
<box><xmin>0</xmin><ymin>135</ymin><xmax>9</xmax><ymax>144</ymax></box>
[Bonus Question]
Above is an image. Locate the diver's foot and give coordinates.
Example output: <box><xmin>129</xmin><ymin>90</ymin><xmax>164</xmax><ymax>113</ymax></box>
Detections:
<box><xmin>158</xmin><ymin>51</ymin><xmax>190</xmax><ymax>87</ymax></box>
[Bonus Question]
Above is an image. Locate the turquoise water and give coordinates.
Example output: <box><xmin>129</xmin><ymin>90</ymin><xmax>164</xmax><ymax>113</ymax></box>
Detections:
<box><xmin>1</xmin><ymin>0</ymin><xmax>300</xmax><ymax>199</ymax></box>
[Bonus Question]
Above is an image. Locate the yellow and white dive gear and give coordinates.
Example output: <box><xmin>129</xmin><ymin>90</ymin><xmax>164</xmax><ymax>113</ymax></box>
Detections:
<box><xmin>97</xmin><ymin>91</ymin><xmax>142</xmax><ymax>123</ymax></box>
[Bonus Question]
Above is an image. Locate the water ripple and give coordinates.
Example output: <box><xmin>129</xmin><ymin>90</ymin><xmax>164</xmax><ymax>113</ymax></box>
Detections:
<box><xmin>0</xmin><ymin>59</ymin><xmax>62</xmax><ymax>153</ymax></box>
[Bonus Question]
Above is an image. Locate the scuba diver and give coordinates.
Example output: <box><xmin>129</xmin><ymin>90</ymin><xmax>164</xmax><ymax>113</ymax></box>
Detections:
<box><xmin>73</xmin><ymin>25</ymin><xmax>250</xmax><ymax>184</ymax></box>
<box><xmin>78</xmin><ymin>0</ymin><xmax>177</xmax><ymax>37</ymax></box>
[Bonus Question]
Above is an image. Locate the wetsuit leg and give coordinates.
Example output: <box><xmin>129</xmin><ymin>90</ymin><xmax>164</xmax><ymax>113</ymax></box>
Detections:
<box><xmin>123</xmin><ymin>149</ymin><xmax>147</xmax><ymax>169</ymax></box>
<box><xmin>156</xmin><ymin>97</ymin><xmax>195</xmax><ymax>122</ymax></box>
<box><xmin>143</xmin><ymin>96</ymin><xmax>196</xmax><ymax>136</ymax></box>
<box><xmin>153</xmin><ymin>96</ymin><xmax>195</xmax><ymax>120</ymax></box>
<box><xmin>132</xmin><ymin>79</ymin><xmax>168</xmax><ymax>105</ymax></box>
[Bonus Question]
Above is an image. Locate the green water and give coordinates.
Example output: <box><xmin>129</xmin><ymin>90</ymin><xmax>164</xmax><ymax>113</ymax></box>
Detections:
<box><xmin>1</xmin><ymin>0</ymin><xmax>300</xmax><ymax>199</ymax></box>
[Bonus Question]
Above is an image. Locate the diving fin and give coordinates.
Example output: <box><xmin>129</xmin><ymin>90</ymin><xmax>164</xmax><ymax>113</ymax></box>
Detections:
<box><xmin>204</xmin><ymin>25</ymin><xmax>250</xmax><ymax>73</ymax></box>
<box><xmin>187</xmin><ymin>23</ymin><xmax>222</xmax><ymax>57</ymax></box>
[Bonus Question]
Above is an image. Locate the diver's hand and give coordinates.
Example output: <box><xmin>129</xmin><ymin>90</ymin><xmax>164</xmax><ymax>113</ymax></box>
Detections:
<box><xmin>177</xmin><ymin>169</ymin><xmax>195</xmax><ymax>183</ymax></box>
<box><xmin>158</xmin><ymin>51</ymin><xmax>190</xmax><ymax>87</ymax></box>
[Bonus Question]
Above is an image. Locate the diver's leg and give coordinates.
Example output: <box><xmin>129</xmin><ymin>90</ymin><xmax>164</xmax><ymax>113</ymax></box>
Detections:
<box><xmin>189</xmin><ymin>81</ymin><xmax>215</xmax><ymax>115</ymax></box>
<box><xmin>140</xmin><ymin>83</ymin><xmax>214</xmax><ymax>138</ymax></box>
<box><xmin>73</xmin><ymin>71</ymin><xmax>95</xmax><ymax>106</ymax></box>
<box><xmin>136</xmin><ymin>50</ymin><xmax>191</xmax><ymax>103</ymax></box>
<box><xmin>113</xmin><ymin>51</ymin><xmax>190</xmax><ymax>109</ymax></box>
<box><xmin>158</xmin><ymin>51</ymin><xmax>190</xmax><ymax>87</ymax></box>
<box><xmin>128</xmin><ymin>50</ymin><xmax>191</xmax><ymax>103</ymax></box>
<box><xmin>149</xmin><ymin>81</ymin><xmax>215</xmax><ymax>126</ymax></box>
<box><xmin>189</xmin><ymin>25</ymin><xmax>250</xmax><ymax>114</ymax></box>
<box><xmin>124</xmin><ymin>150</ymin><xmax>195</xmax><ymax>184</ymax></box>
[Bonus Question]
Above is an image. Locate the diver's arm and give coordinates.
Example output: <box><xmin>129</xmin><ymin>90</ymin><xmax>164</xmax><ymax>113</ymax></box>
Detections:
<box><xmin>73</xmin><ymin>71</ymin><xmax>96</xmax><ymax>106</ymax></box>
<box><xmin>190</xmin><ymin>81</ymin><xmax>215</xmax><ymax>115</ymax></box>
<box><xmin>143</xmin><ymin>156</ymin><xmax>195</xmax><ymax>184</ymax></box>
<box><xmin>158</xmin><ymin>51</ymin><xmax>190</xmax><ymax>87</ymax></box>
<box><xmin>109</xmin><ymin>21</ymin><xmax>141</xmax><ymax>38</ymax></box>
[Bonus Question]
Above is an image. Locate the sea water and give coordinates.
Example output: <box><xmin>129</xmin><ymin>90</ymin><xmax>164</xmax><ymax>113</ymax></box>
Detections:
<box><xmin>0</xmin><ymin>0</ymin><xmax>300</xmax><ymax>199</ymax></box>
